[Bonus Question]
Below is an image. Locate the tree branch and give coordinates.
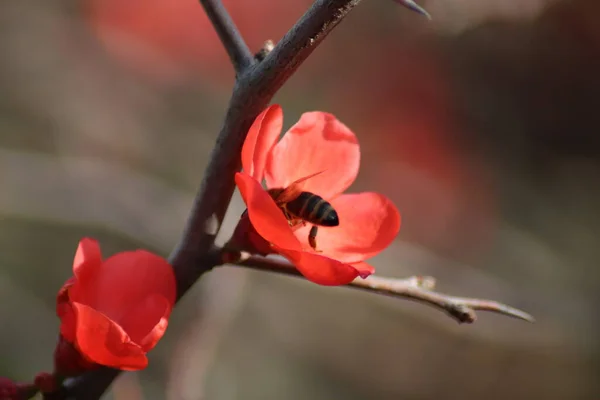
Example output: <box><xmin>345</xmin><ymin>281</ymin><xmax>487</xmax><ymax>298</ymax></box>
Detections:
<box><xmin>47</xmin><ymin>0</ymin><xmax>371</xmax><ymax>398</ymax></box>
<box><xmin>227</xmin><ymin>252</ymin><xmax>535</xmax><ymax>324</ymax></box>
<box><xmin>174</xmin><ymin>0</ymin><xmax>369</xmax><ymax>299</ymax></box>
<box><xmin>198</xmin><ymin>0</ymin><xmax>255</xmax><ymax>73</ymax></box>
<box><xmin>246</xmin><ymin>0</ymin><xmax>364</xmax><ymax>97</ymax></box>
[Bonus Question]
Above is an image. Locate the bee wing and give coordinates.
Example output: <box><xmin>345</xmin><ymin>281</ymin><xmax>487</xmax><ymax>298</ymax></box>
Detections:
<box><xmin>273</xmin><ymin>170</ymin><xmax>325</xmax><ymax>203</ymax></box>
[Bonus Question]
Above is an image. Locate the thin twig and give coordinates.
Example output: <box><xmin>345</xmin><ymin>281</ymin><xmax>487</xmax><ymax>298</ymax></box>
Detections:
<box><xmin>227</xmin><ymin>252</ymin><xmax>534</xmax><ymax>324</ymax></box>
<box><xmin>198</xmin><ymin>0</ymin><xmax>255</xmax><ymax>73</ymax></box>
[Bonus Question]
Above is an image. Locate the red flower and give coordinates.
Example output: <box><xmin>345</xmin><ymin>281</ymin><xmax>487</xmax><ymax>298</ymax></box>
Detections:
<box><xmin>0</xmin><ymin>377</ymin><xmax>17</xmax><ymax>399</ymax></box>
<box><xmin>55</xmin><ymin>238</ymin><xmax>176</xmax><ymax>371</ymax></box>
<box><xmin>235</xmin><ymin>105</ymin><xmax>401</xmax><ymax>285</ymax></box>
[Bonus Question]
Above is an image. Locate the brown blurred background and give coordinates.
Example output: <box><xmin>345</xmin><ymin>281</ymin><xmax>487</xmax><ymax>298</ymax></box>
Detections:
<box><xmin>0</xmin><ymin>0</ymin><xmax>598</xmax><ymax>399</ymax></box>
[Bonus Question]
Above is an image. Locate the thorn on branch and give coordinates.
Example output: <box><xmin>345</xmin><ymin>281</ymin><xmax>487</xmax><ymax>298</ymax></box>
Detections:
<box><xmin>255</xmin><ymin>40</ymin><xmax>276</xmax><ymax>62</ymax></box>
<box><xmin>393</xmin><ymin>0</ymin><xmax>432</xmax><ymax>19</ymax></box>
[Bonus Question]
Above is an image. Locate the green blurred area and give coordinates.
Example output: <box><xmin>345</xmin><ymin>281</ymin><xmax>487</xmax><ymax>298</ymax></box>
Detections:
<box><xmin>0</xmin><ymin>0</ymin><xmax>599</xmax><ymax>399</ymax></box>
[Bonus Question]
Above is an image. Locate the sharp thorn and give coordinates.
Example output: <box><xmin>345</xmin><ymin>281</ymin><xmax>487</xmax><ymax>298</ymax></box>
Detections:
<box><xmin>395</xmin><ymin>0</ymin><xmax>432</xmax><ymax>20</ymax></box>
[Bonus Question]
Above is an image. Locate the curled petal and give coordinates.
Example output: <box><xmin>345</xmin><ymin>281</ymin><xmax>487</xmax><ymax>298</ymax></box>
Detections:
<box><xmin>68</xmin><ymin>239</ymin><xmax>103</xmax><ymax>308</ymax></box>
<box><xmin>241</xmin><ymin>105</ymin><xmax>283</xmax><ymax>181</ymax></box>
<box><xmin>71</xmin><ymin>302</ymin><xmax>148</xmax><ymax>370</ymax></box>
<box><xmin>118</xmin><ymin>294</ymin><xmax>172</xmax><ymax>352</ymax></box>
<box><xmin>350</xmin><ymin>262</ymin><xmax>375</xmax><ymax>279</ymax></box>
<box><xmin>72</xmin><ymin>238</ymin><xmax>102</xmax><ymax>284</ymax></box>
<box><xmin>293</xmin><ymin>192</ymin><xmax>400</xmax><ymax>263</ymax></box>
<box><xmin>140</xmin><ymin>315</ymin><xmax>169</xmax><ymax>352</ymax></box>
<box><xmin>265</xmin><ymin>111</ymin><xmax>360</xmax><ymax>199</ymax></box>
<box><xmin>235</xmin><ymin>172</ymin><xmax>302</xmax><ymax>251</ymax></box>
<box><xmin>77</xmin><ymin>250</ymin><xmax>176</xmax><ymax>323</ymax></box>
<box><xmin>278</xmin><ymin>248</ymin><xmax>361</xmax><ymax>286</ymax></box>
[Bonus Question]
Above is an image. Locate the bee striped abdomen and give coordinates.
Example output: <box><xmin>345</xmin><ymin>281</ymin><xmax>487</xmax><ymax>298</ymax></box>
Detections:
<box><xmin>286</xmin><ymin>191</ymin><xmax>339</xmax><ymax>227</ymax></box>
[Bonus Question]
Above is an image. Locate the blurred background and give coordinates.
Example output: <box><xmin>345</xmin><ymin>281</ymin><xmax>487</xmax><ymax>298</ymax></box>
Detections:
<box><xmin>0</xmin><ymin>0</ymin><xmax>598</xmax><ymax>399</ymax></box>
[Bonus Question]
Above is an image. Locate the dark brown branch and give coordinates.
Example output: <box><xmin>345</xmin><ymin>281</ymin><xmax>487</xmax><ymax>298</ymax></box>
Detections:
<box><xmin>245</xmin><ymin>0</ymin><xmax>364</xmax><ymax>97</ymax></box>
<box><xmin>228</xmin><ymin>253</ymin><xmax>535</xmax><ymax>324</ymax></box>
<box><xmin>49</xmin><ymin>0</ymin><xmax>371</xmax><ymax>398</ymax></box>
<box><xmin>198</xmin><ymin>0</ymin><xmax>255</xmax><ymax>73</ymax></box>
<box><xmin>174</xmin><ymin>0</ymin><xmax>369</xmax><ymax>297</ymax></box>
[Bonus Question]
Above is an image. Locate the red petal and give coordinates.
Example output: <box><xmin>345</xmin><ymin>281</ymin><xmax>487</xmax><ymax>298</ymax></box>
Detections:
<box><xmin>76</xmin><ymin>250</ymin><xmax>176</xmax><ymax>325</ymax></box>
<box><xmin>73</xmin><ymin>238</ymin><xmax>102</xmax><ymax>275</ymax></box>
<box><xmin>235</xmin><ymin>172</ymin><xmax>302</xmax><ymax>251</ymax></box>
<box><xmin>278</xmin><ymin>248</ymin><xmax>360</xmax><ymax>286</ymax></box>
<box><xmin>71</xmin><ymin>302</ymin><xmax>148</xmax><ymax>370</ymax></box>
<box><xmin>230</xmin><ymin>211</ymin><xmax>274</xmax><ymax>255</ymax></box>
<box><xmin>70</xmin><ymin>238</ymin><xmax>103</xmax><ymax>302</ymax></box>
<box><xmin>56</xmin><ymin>277</ymin><xmax>75</xmax><ymax>315</ymax></box>
<box><xmin>241</xmin><ymin>105</ymin><xmax>283</xmax><ymax>181</ymax></box>
<box><xmin>293</xmin><ymin>192</ymin><xmax>400</xmax><ymax>263</ymax></box>
<box><xmin>141</xmin><ymin>316</ymin><xmax>169</xmax><ymax>352</ymax></box>
<box><xmin>350</xmin><ymin>262</ymin><xmax>375</xmax><ymax>279</ymax></box>
<box><xmin>265</xmin><ymin>112</ymin><xmax>360</xmax><ymax>199</ymax></box>
<box><xmin>57</xmin><ymin>276</ymin><xmax>77</xmax><ymax>342</ymax></box>
<box><xmin>58</xmin><ymin>302</ymin><xmax>76</xmax><ymax>343</ymax></box>
<box><xmin>118</xmin><ymin>294</ymin><xmax>172</xmax><ymax>352</ymax></box>
<box><xmin>0</xmin><ymin>377</ymin><xmax>17</xmax><ymax>397</ymax></box>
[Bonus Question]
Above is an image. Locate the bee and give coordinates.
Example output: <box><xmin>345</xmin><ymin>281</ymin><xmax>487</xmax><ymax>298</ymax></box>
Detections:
<box><xmin>267</xmin><ymin>172</ymin><xmax>338</xmax><ymax>251</ymax></box>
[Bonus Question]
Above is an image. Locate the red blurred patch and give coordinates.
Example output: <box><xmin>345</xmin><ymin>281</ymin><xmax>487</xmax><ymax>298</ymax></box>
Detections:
<box><xmin>84</xmin><ymin>0</ymin><xmax>313</xmax><ymax>83</ymax></box>
<box><xmin>334</xmin><ymin>44</ymin><xmax>496</xmax><ymax>258</ymax></box>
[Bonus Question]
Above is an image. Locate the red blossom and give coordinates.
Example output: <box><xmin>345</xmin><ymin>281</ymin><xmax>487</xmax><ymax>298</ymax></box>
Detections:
<box><xmin>235</xmin><ymin>105</ymin><xmax>401</xmax><ymax>285</ymax></box>
<box><xmin>33</xmin><ymin>373</ymin><xmax>57</xmax><ymax>394</ymax></box>
<box><xmin>55</xmin><ymin>238</ymin><xmax>176</xmax><ymax>372</ymax></box>
<box><xmin>0</xmin><ymin>377</ymin><xmax>17</xmax><ymax>399</ymax></box>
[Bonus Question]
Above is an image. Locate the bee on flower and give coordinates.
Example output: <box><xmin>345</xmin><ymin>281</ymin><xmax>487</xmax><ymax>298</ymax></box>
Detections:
<box><xmin>232</xmin><ymin>105</ymin><xmax>401</xmax><ymax>286</ymax></box>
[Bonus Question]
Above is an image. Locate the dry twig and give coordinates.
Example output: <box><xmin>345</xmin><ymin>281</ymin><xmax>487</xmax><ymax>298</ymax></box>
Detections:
<box><xmin>227</xmin><ymin>251</ymin><xmax>534</xmax><ymax>324</ymax></box>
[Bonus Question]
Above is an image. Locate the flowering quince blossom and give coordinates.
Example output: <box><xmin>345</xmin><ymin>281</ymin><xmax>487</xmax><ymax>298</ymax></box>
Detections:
<box><xmin>0</xmin><ymin>377</ymin><xmax>18</xmax><ymax>399</ymax></box>
<box><xmin>55</xmin><ymin>238</ymin><xmax>176</xmax><ymax>372</ymax></box>
<box><xmin>235</xmin><ymin>105</ymin><xmax>401</xmax><ymax>286</ymax></box>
